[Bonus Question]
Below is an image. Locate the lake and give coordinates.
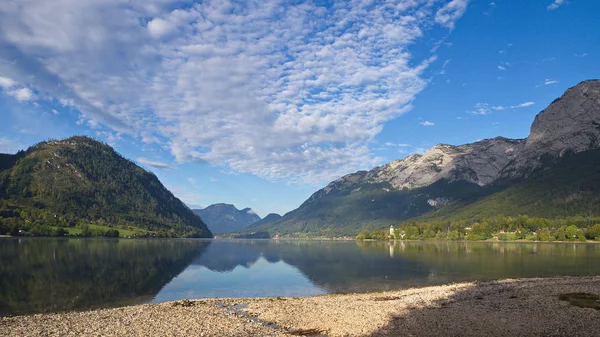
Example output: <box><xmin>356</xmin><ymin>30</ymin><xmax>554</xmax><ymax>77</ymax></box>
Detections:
<box><xmin>1</xmin><ymin>238</ymin><xmax>600</xmax><ymax>316</ymax></box>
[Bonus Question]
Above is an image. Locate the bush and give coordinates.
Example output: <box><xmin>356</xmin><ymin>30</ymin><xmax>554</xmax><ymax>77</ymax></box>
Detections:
<box><xmin>103</xmin><ymin>229</ymin><xmax>120</xmax><ymax>237</ymax></box>
<box><xmin>586</xmin><ymin>224</ymin><xmax>600</xmax><ymax>240</ymax></box>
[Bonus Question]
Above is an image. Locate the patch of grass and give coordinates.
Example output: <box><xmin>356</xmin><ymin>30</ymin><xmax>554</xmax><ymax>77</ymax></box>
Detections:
<box><xmin>559</xmin><ymin>292</ymin><xmax>600</xmax><ymax>310</ymax></box>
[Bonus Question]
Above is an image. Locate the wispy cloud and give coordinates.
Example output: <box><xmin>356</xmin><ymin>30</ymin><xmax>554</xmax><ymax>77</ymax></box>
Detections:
<box><xmin>574</xmin><ymin>53</ymin><xmax>588</xmax><ymax>58</ymax></box>
<box><xmin>0</xmin><ymin>76</ymin><xmax>15</xmax><ymax>89</ymax></box>
<box><xmin>472</xmin><ymin>103</ymin><xmax>492</xmax><ymax>115</ymax></box>
<box><xmin>385</xmin><ymin>142</ymin><xmax>411</xmax><ymax>148</ymax></box>
<box><xmin>420</xmin><ymin>120</ymin><xmax>435</xmax><ymax>126</ymax></box>
<box><xmin>471</xmin><ymin>101</ymin><xmax>534</xmax><ymax>115</ymax></box>
<box><xmin>7</xmin><ymin>88</ymin><xmax>36</xmax><ymax>101</ymax></box>
<box><xmin>0</xmin><ymin>76</ymin><xmax>36</xmax><ymax>101</ymax></box>
<box><xmin>535</xmin><ymin>79</ymin><xmax>559</xmax><ymax>87</ymax></box>
<box><xmin>547</xmin><ymin>0</ymin><xmax>565</xmax><ymax>10</ymax></box>
<box><xmin>497</xmin><ymin>65</ymin><xmax>506</xmax><ymax>71</ymax></box>
<box><xmin>435</xmin><ymin>0</ymin><xmax>470</xmax><ymax>29</ymax></box>
<box><xmin>137</xmin><ymin>157</ymin><xmax>174</xmax><ymax>170</ymax></box>
<box><xmin>439</xmin><ymin>59</ymin><xmax>452</xmax><ymax>75</ymax></box>
<box><xmin>0</xmin><ymin>0</ymin><xmax>470</xmax><ymax>184</ymax></box>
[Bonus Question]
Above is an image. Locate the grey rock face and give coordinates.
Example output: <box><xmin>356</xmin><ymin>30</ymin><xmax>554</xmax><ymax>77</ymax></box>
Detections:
<box><xmin>317</xmin><ymin>137</ymin><xmax>524</xmax><ymax>200</ymax></box>
<box><xmin>500</xmin><ymin>80</ymin><xmax>600</xmax><ymax>178</ymax></box>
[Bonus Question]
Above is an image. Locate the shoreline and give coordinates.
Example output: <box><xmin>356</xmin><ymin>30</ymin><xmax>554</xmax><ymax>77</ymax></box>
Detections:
<box><xmin>2</xmin><ymin>276</ymin><xmax>599</xmax><ymax>336</ymax></box>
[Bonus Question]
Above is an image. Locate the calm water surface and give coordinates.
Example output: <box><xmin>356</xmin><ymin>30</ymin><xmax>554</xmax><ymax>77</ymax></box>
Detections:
<box><xmin>1</xmin><ymin>238</ymin><xmax>600</xmax><ymax>316</ymax></box>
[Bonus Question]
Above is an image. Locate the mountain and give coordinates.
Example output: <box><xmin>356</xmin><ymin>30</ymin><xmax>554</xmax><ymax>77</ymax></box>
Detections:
<box><xmin>251</xmin><ymin>80</ymin><xmax>600</xmax><ymax>236</ymax></box>
<box><xmin>499</xmin><ymin>79</ymin><xmax>600</xmax><ymax>180</ymax></box>
<box><xmin>193</xmin><ymin>203</ymin><xmax>260</xmax><ymax>234</ymax></box>
<box><xmin>0</xmin><ymin>136</ymin><xmax>212</xmax><ymax>238</ymax></box>
<box><xmin>248</xmin><ymin>213</ymin><xmax>282</xmax><ymax>228</ymax></box>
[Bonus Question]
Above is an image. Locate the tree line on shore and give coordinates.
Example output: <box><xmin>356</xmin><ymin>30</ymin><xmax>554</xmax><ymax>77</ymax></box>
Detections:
<box><xmin>357</xmin><ymin>215</ymin><xmax>600</xmax><ymax>241</ymax></box>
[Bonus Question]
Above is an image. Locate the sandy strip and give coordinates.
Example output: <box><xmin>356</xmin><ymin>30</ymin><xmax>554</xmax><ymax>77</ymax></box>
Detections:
<box><xmin>1</xmin><ymin>276</ymin><xmax>599</xmax><ymax>337</ymax></box>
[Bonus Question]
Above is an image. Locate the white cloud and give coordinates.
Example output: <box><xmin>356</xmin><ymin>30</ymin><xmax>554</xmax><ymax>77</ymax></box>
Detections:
<box><xmin>544</xmin><ymin>79</ymin><xmax>559</xmax><ymax>85</ymax></box>
<box><xmin>385</xmin><ymin>142</ymin><xmax>411</xmax><ymax>148</ymax></box>
<box><xmin>548</xmin><ymin>0</ymin><xmax>565</xmax><ymax>10</ymax></box>
<box><xmin>8</xmin><ymin>88</ymin><xmax>36</xmax><ymax>101</ymax></box>
<box><xmin>209</xmin><ymin>177</ymin><xmax>218</xmax><ymax>183</ymax></box>
<box><xmin>420</xmin><ymin>120</ymin><xmax>435</xmax><ymax>126</ymax></box>
<box><xmin>147</xmin><ymin>18</ymin><xmax>175</xmax><ymax>39</ymax></box>
<box><xmin>435</xmin><ymin>0</ymin><xmax>470</xmax><ymax>29</ymax></box>
<box><xmin>472</xmin><ymin>101</ymin><xmax>534</xmax><ymax>114</ymax></box>
<box><xmin>51</xmin><ymin>109</ymin><xmax>59</xmax><ymax>115</ymax></box>
<box><xmin>497</xmin><ymin>65</ymin><xmax>506</xmax><ymax>71</ymax></box>
<box><xmin>187</xmin><ymin>177</ymin><xmax>197</xmax><ymax>185</ymax></box>
<box><xmin>137</xmin><ymin>157</ymin><xmax>174</xmax><ymax>170</ymax></box>
<box><xmin>574</xmin><ymin>53</ymin><xmax>588</xmax><ymax>58</ymax></box>
<box><xmin>0</xmin><ymin>76</ymin><xmax>15</xmax><ymax>89</ymax></box>
<box><xmin>472</xmin><ymin>103</ymin><xmax>491</xmax><ymax>115</ymax></box>
<box><xmin>0</xmin><ymin>0</ymin><xmax>470</xmax><ymax>184</ymax></box>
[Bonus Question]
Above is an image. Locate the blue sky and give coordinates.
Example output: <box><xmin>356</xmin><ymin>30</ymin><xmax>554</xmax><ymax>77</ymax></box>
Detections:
<box><xmin>0</xmin><ymin>0</ymin><xmax>598</xmax><ymax>217</ymax></box>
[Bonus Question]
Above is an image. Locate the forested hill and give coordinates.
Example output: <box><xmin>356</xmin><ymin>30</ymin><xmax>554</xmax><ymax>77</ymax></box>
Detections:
<box><xmin>0</xmin><ymin>136</ymin><xmax>212</xmax><ymax>238</ymax></box>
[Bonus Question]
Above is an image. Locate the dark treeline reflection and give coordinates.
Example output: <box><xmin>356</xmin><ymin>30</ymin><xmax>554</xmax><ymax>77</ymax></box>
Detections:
<box><xmin>3</xmin><ymin>239</ymin><xmax>600</xmax><ymax>315</ymax></box>
<box><xmin>0</xmin><ymin>238</ymin><xmax>210</xmax><ymax>316</ymax></box>
<box><xmin>193</xmin><ymin>240</ymin><xmax>600</xmax><ymax>294</ymax></box>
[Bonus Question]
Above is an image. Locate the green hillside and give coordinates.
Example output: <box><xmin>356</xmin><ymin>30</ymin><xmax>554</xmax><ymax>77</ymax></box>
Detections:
<box><xmin>251</xmin><ymin>149</ymin><xmax>600</xmax><ymax>238</ymax></box>
<box><xmin>251</xmin><ymin>180</ymin><xmax>485</xmax><ymax>236</ymax></box>
<box><xmin>414</xmin><ymin>148</ymin><xmax>600</xmax><ymax>224</ymax></box>
<box><xmin>0</xmin><ymin>136</ymin><xmax>212</xmax><ymax>238</ymax></box>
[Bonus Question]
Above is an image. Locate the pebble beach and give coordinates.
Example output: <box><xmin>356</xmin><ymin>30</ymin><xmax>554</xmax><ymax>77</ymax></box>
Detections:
<box><xmin>2</xmin><ymin>276</ymin><xmax>599</xmax><ymax>337</ymax></box>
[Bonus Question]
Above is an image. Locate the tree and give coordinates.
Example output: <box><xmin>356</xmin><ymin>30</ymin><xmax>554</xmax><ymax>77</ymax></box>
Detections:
<box><xmin>586</xmin><ymin>224</ymin><xmax>600</xmax><ymax>241</ymax></box>
<box><xmin>565</xmin><ymin>225</ymin><xmax>579</xmax><ymax>241</ymax></box>
<box><xmin>536</xmin><ymin>228</ymin><xmax>551</xmax><ymax>242</ymax></box>
<box><xmin>9</xmin><ymin>224</ymin><xmax>19</xmax><ymax>236</ymax></box>
<box><xmin>81</xmin><ymin>225</ymin><xmax>92</xmax><ymax>237</ymax></box>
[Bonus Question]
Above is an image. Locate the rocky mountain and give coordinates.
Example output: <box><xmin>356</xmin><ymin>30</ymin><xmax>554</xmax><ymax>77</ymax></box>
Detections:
<box><xmin>500</xmin><ymin>79</ymin><xmax>600</xmax><ymax>179</ymax></box>
<box><xmin>194</xmin><ymin>203</ymin><xmax>261</xmax><ymax>234</ymax></box>
<box><xmin>248</xmin><ymin>213</ymin><xmax>282</xmax><ymax>228</ymax></box>
<box><xmin>0</xmin><ymin>136</ymin><xmax>212</xmax><ymax>238</ymax></box>
<box><xmin>251</xmin><ymin>80</ymin><xmax>600</xmax><ymax>236</ymax></box>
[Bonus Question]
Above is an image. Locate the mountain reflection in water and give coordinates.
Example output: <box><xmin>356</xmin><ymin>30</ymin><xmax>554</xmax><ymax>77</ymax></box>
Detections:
<box><xmin>2</xmin><ymin>238</ymin><xmax>600</xmax><ymax>316</ymax></box>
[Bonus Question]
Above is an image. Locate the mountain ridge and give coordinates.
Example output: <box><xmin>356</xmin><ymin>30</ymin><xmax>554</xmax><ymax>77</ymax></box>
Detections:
<box><xmin>249</xmin><ymin>80</ymin><xmax>600</xmax><ymax>236</ymax></box>
<box><xmin>194</xmin><ymin>203</ymin><xmax>261</xmax><ymax>234</ymax></box>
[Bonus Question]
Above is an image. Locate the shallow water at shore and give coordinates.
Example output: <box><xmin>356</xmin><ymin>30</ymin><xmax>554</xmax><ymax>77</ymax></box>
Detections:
<box><xmin>1</xmin><ymin>238</ymin><xmax>600</xmax><ymax>316</ymax></box>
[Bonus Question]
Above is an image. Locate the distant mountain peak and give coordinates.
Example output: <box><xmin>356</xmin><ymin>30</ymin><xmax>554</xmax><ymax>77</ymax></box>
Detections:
<box><xmin>194</xmin><ymin>203</ymin><xmax>261</xmax><ymax>234</ymax></box>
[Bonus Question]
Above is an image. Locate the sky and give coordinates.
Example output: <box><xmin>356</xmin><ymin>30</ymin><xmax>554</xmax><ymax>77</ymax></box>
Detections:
<box><xmin>0</xmin><ymin>0</ymin><xmax>598</xmax><ymax>218</ymax></box>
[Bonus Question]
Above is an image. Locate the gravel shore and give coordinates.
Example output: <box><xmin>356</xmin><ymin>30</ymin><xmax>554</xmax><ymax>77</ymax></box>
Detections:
<box><xmin>2</xmin><ymin>276</ymin><xmax>599</xmax><ymax>336</ymax></box>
